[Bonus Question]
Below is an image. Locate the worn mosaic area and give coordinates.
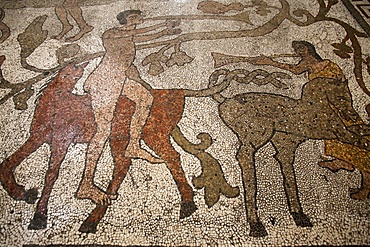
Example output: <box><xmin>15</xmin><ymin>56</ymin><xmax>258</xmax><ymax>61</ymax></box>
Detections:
<box><xmin>0</xmin><ymin>0</ymin><xmax>370</xmax><ymax>246</ymax></box>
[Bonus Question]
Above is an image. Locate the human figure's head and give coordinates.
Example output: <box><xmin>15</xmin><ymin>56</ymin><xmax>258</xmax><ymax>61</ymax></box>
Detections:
<box><xmin>292</xmin><ymin>41</ymin><xmax>323</xmax><ymax>61</ymax></box>
<box><xmin>116</xmin><ymin>10</ymin><xmax>143</xmax><ymax>25</ymax></box>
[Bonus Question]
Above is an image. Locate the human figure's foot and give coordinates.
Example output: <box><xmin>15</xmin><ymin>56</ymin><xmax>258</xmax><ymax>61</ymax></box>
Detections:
<box><xmin>125</xmin><ymin>146</ymin><xmax>165</xmax><ymax>163</ymax></box>
<box><xmin>66</xmin><ymin>25</ymin><xmax>93</xmax><ymax>42</ymax></box>
<box><xmin>76</xmin><ymin>182</ymin><xmax>117</xmax><ymax>205</ymax></box>
<box><xmin>319</xmin><ymin>158</ymin><xmax>354</xmax><ymax>172</ymax></box>
<box><xmin>52</xmin><ymin>24</ymin><xmax>73</xmax><ymax>40</ymax></box>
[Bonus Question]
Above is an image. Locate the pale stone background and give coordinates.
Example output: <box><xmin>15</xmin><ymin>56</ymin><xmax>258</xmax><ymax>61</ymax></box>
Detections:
<box><xmin>0</xmin><ymin>0</ymin><xmax>369</xmax><ymax>246</ymax></box>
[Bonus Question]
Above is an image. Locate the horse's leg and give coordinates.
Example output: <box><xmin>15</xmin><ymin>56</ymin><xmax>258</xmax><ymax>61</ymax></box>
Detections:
<box><xmin>219</xmin><ymin>99</ymin><xmax>271</xmax><ymax>237</ymax></box>
<box><xmin>79</xmin><ymin>155</ymin><xmax>132</xmax><ymax>233</ymax></box>
<box><xmin>143</xmin><ymin>90</ymin><xmax>196</xmax><ymax>219</ymax></box>
<box><xmin>28</xmin><ymin>132</ymin><xmax>71</xmax><ymax>230</ymax></box>
<box><xmin>79</xmin><ymin>95</ymin><xmax>133</xmax><ymax>233</ymax></box>
<box><xmin>144</xmin><ymin>134</ymin><xmax>197</xmax><ymax>219</ymax></box>
<box><xmin>237</xmin><ymin>142</ymin><xmax>268</xmax><ymax>237</ymax></box>
<box><xmin>0</xmin><ymin>133</ymin><xmax>47</xmax><ymax>203</ymax></box>
<box><xmin>270</xmin><ymin>132</ymin><xmax>312</xmax><ymax>228</ymax></box>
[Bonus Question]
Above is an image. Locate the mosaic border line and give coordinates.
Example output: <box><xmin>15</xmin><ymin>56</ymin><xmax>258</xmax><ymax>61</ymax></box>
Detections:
<box><xmin>23</xmin><ymin>245</ymin><xmax>191</xmax><ymax>247</ymax></box>
<box><xmin>22</xmin><ymin>245</ymin><xmax>370</xmax><ymax>247</ymax></box>
<box><xmin>1</xmin><ymin>0</ymin><xmax>369</xmax><ymax>246</ymax></box>
<box><xmin>341</xmin><ymin>0</ymin><xmax>370</xmax><ymax>37</ymax></box>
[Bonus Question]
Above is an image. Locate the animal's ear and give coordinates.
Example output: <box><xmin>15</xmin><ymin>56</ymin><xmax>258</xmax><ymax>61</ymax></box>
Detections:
<box><xmin>80</xmin><ymin>62</ymin><xmax>89</xmax><ymax>68</ymax></box>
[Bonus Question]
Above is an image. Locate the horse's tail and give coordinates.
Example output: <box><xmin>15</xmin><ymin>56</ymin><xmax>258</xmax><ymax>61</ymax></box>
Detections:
<box><xmin>182</xmin><ymin>69</ymin><xmax>232</xmax><ymax>103</ymax></box>
<box><xmin>182</xmin><ymin>68</ymin><xmax>291</xmax><ymax>103</ymax></box>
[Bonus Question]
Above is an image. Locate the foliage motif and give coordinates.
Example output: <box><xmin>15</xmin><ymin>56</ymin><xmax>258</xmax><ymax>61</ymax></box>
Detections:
<box><xmin>1</xmin><ymin>0</ymin><xmax>369</xmax><ymax>111</ymax></box>
<box><xmin>0</xmin><ymin>8</ymin><xmax>10</xmax><ymax>44</ymax></box>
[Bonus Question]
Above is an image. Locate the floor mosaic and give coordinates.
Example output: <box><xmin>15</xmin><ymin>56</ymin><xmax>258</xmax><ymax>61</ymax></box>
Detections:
<box><xmin>0</xmin><ymin>0</ymin><xmax>369</xmax><ymax>246</ymax></box>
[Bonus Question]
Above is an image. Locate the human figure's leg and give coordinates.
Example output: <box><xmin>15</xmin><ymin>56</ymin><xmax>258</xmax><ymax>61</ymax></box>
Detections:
<box><xmin>122</xmin><ymin>79</ymin><xmax>164</xmax><ymax>163</ymax></box>
<box><xmin>63</xmin><ymin>0</ymin><xmax>93</xmax><ymax>42</ymax></box>
<box><xmin>76</xmin><ymin>102</ymin><xmax>117</xmax><ymax>205</ymax></box>
<box><xmin>320</xmin><ymin>140</ymin><xmax>355</xmax><ymax>172</ymax></box>
<box><xmin>53</xmin><ymin>2</ymin><xmax>73</xmax><ymax>40</ymax></box>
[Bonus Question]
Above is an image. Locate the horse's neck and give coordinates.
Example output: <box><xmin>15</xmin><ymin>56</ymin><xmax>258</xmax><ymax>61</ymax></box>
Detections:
<box><xmin>48</xmin><ymin>77</ymin><xmax>76</xmax><ymax>93</ymax></box>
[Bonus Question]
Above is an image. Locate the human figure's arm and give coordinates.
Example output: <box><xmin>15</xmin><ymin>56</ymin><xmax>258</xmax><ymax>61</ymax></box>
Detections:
<box><xmin>249</xmin><ymin>55</ymin><xmax>309</xmax><ymax>75</ymax></box>
<box><xmin>133</xmin><ymin>20</ymin><xmax>181</xmax><ymax>42</ymax></box>
<box><xmin>104</xmin><ymin>20</ymin><xmax>180</xmax><ymax>40</ymax></box>
<box><xmin>133</xmin><ymin>27</ymin><xmax>181</xmax><ymax>43</ymax></box>
<box><xmin>135</xmin><ymin>20</ymin><xmax>180</xmax><ymax>35</ymax></box>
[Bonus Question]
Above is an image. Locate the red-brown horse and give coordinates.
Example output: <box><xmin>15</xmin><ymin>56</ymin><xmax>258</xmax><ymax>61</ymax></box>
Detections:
<box><xmin>0</xmin><ymin>62</ymin><xmax>196</xmax><ymax>231</ymax></box>
<box><xmin>78</xmin><ymin>89</ymin><xmax>197</xmax><ymax>233</ymax></box>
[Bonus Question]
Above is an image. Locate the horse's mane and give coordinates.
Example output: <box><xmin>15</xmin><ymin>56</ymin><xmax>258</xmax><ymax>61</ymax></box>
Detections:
<box><xmin>35</xmin><ymin>71</ymin><xmax>59</xmax><ymax>102</ymax></box>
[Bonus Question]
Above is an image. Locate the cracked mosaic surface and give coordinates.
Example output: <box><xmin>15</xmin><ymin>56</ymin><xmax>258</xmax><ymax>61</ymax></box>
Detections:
<box><xmin>0</xmin><ymin>0</ymin><xmax>369</xmax><ymax>246</ymax></box>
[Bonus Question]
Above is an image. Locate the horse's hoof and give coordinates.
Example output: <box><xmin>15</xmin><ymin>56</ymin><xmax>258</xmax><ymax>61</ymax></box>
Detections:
<box><xmin>249</xmin><ymin>221</ymin><xmax>268</xmax><ymax>237</ymax></box>
<box><xmin>79</xmin><ymin>221</ymin><xmax>98</xmax><ymax>234</ymax></box>
<box><xmin>179</xmin><ymin>200</ymin><xmax>197</xmax><ymax>219</ymax></box>
<box><xmin>28</xmin><ymin>212</ymin><xmax>47</xmax><ymax>230</ymax></box>
<box><xmin>23</xmin><ymin>188</ymin><xmax>38</xmax><ymax>204</ymax></box>
<box><xmin>291</xmin><ymin>211</ymin><xmax>313</xmax><ymax>227</ymax></box>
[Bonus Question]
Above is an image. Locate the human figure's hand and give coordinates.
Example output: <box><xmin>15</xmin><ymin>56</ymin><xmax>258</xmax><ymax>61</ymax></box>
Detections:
<box><xmin>165</xmin><ymin>28</ymin><xmax>182</xmax><ymax>35</ymax></box>
<box><xmin>165</xmin><ymin>20</ymin><xmax>181</xmax><ymax>28</ymax></box>
<box><xmin>249</xmin><ymin>55</ymin><xmax>273</xmax><ymax>65</ymax></box>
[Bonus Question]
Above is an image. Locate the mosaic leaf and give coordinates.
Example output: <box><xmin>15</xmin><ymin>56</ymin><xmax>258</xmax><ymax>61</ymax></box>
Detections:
<box><xmin>17</xmin><ymin>15</ymin><xmax>48</xmax><ymax>59</ymax></box>
<box><xmin>197</xmin><ymin>1</ymin><xmax>244</xmax><ymax>15</ymax></box>
<box><xmin>331</xmin><ymin>42</ymin><xmax>353</xmax><ymax>53</ymax></box>
<box><xmin>165</xmin><ymin>50</ymin><xmax>194</xmax><ymax>67</ymax></box>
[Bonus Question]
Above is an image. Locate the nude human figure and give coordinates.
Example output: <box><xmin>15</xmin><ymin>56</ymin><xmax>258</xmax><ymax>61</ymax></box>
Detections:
<box><xmin>76</xmin><ymin>10</ymin><xmax>181</xmax><ymax>205</ymax></box>
<box><xmin>53</xmin><ymin>0</ymin><xmax>94</xmax><ymax>42</ymax></box>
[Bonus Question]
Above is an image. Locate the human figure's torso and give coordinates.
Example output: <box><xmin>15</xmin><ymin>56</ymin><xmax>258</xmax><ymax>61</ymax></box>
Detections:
<box><xmin>101</xmin><ymin>29</ymin><xmax>136</xmax><ymax>70</ymax></box>
<box><xmin>308</xmin><ymin>60</ymin><xmax>345</xmax><ymax>81</ymax></box>
<box><xmin>304</xmin><ymin>60</ymin><xmax>361</xmax><ymax>125</ymax></box>
<box><xmin>84</xmin><ymin>28</ymin><xmax>137</xmax><ymax>94</ymax></box>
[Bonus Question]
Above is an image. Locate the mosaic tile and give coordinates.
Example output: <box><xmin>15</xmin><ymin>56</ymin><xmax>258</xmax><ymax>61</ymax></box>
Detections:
<box><xmin>0</xmin><ymin>0</ymin><xmax>369</xmax><ymax>246</ymax></box>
